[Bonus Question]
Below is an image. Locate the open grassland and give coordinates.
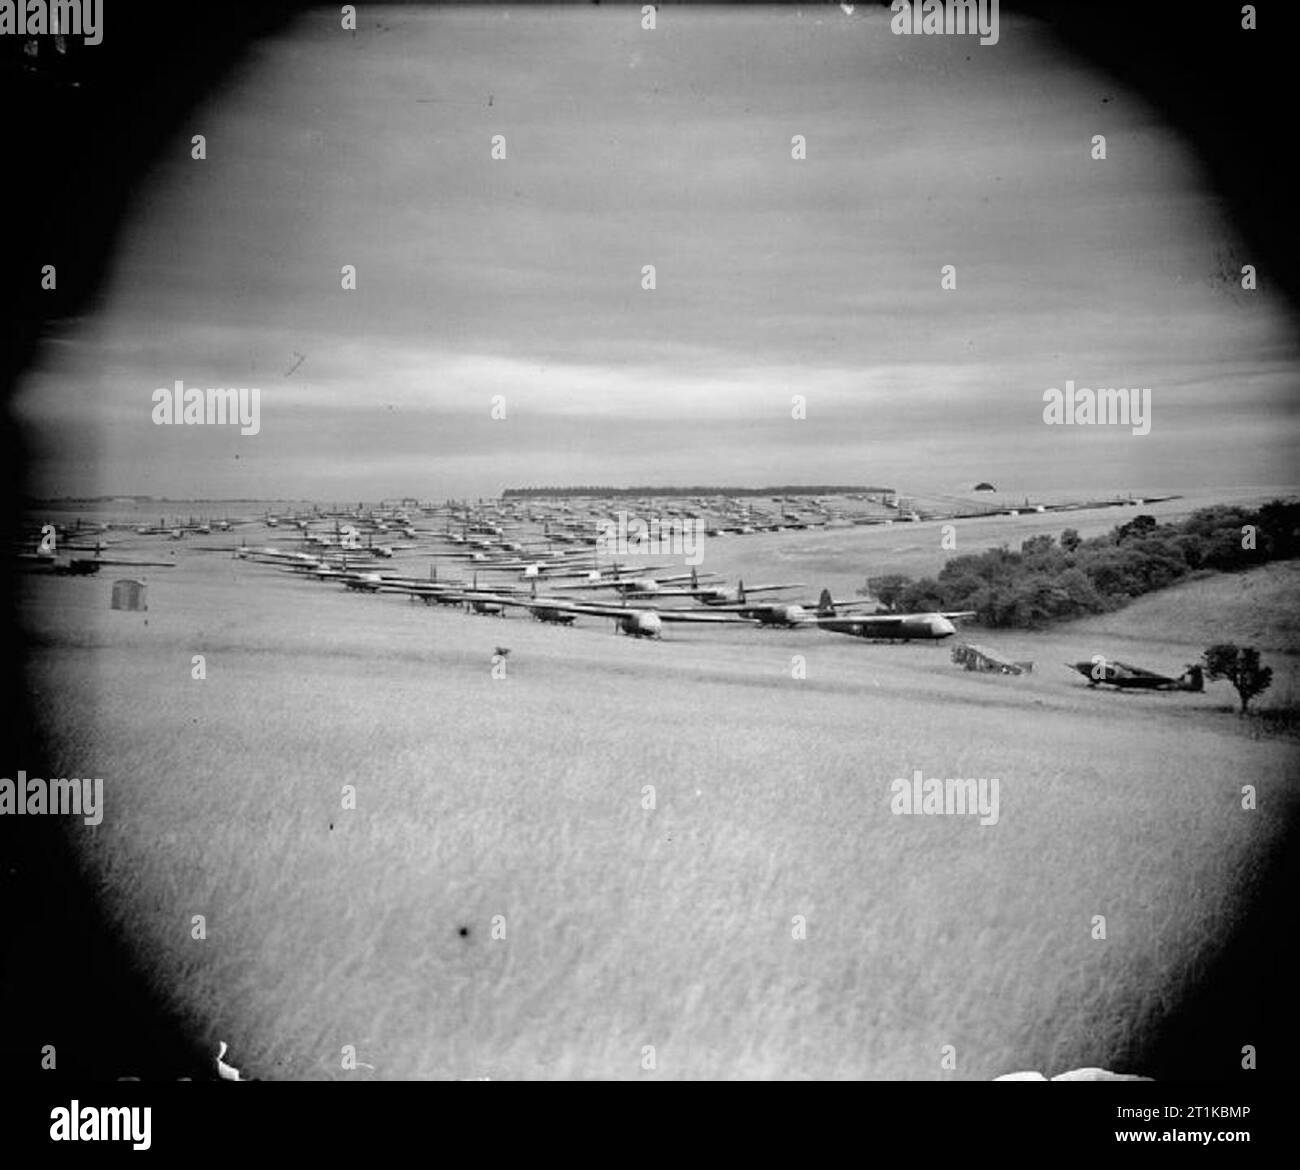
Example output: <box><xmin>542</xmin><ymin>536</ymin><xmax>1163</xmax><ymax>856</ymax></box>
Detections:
<box><xmin>1062</xmin><ymin>560</ymin><xmax>1300</xmax><ymax>658</ymax></box>
<box><xmin>19</xmin><ymin>540</ymin><xmax>1299</xmax><ymax>1080</ymax></box>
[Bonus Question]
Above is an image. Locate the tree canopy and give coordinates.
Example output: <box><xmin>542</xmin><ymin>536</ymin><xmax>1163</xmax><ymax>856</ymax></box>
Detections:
<box><xmin>855</xmin><ymin>499</ymin><xmax>1299</xmax><ymax>629</ymax></box>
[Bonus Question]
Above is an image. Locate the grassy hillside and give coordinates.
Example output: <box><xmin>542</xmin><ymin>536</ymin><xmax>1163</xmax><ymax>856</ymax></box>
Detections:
<box><xmin>1061</xmin><ymin>561</ymin><xmax>1300</xmax><ymax>656</ymax></box>
<box><xmin>17</xmin><ymin>548</ymin><xmax>1296</xmax><ymax>1079</ymax></box>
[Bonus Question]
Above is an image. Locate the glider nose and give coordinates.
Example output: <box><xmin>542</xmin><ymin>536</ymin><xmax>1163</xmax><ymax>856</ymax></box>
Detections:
<box><xmin>931</xmin><ymin>616</ymin><xmax>956</xmax><ymax>637</ymax></box>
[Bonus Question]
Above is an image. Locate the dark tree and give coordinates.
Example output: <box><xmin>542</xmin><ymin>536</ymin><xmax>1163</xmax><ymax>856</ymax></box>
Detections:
<box><xmin>899</xmin><ymin>577</ymin><xmax>946</xmax><ymax>613</ymax></box>
<box><xmin>1256</xmin><ymin>499</ymin><xmax>1300</xmax><ymax>559</ymax></box>
<box><xmin>1202</xmin><ymin>643</ymin><xmax>1273</xmax><ymax>713</ymax></box>
<box><xmin>861</xmin><ymin>574</ymin><xmax>912</xmax><ymax>612</ymax></box>
<box><xmin>1116</xmin><ymin>514</ymin><xmax>1159</xmax><ymax>543</ymax></box>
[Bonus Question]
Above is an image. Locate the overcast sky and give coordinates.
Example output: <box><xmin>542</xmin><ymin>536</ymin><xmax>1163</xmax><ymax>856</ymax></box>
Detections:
<box><xmin>15</xmin><ymin>5</ymin><xmax>1299</xmax><ymax>500</ymax></box>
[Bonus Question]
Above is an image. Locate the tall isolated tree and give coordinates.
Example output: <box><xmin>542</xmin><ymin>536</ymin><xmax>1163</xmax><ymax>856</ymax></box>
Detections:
<box><xmin>1202</xmin><ymin>643</ymin><xmax>1272</xmax><ymax>713</ymax></box>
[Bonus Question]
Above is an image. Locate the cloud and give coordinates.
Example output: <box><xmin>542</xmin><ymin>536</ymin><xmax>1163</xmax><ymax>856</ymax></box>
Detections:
<box><xmin>15</xmin><ymin>6</ymin><xmax>1298</xmax><ymax>499</ymax></box>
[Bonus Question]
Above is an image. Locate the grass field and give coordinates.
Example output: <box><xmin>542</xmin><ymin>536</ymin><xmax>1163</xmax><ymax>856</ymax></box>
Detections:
<box><xmin>17</xmin><ymin>525</ymin><xmax>1299</xmax><ymax>1080</ymax></box>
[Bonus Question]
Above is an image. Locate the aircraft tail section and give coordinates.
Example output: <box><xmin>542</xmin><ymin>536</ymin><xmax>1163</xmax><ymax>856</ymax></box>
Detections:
<box><xmin>817</xmin><ymin>588</ymin><xmax>835</xmax><ymax>616</ymax></box>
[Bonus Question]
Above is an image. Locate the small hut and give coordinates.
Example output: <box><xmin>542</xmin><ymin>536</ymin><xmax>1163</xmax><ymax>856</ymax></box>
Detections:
<box><xmin>110</xmin><ymin>578</ymin><xmax>147</xmax><ymax>611</ymax></box>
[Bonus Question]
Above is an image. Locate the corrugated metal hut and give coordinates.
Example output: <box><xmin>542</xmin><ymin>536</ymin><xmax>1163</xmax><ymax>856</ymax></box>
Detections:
<box><xmin>110</xmin><ymin>578</ymin><xmax>147</xmax><ymax>611</ymax></box>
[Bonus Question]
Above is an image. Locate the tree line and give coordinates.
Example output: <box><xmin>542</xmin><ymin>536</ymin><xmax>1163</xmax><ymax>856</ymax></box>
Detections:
<box><xmin>863</xmin><ymin>499</ymin><xmax>1300</xmax><ymax>630</ymax></box>
<box><xmin>503</xmin><ymin>485</ymin><xmax>891</xmax><ymax>498</ymax></box>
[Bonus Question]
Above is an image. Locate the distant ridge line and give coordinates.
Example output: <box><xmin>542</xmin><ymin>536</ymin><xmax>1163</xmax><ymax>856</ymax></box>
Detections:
<box><xmin>502</xmin><ymin>485</ymin><xmax>894</xmax><ymax>499</ymax></box>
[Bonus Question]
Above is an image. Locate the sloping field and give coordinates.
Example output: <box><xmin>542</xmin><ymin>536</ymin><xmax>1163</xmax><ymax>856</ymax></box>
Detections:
<box><xmin>18</xmin><ymin>549</ymin><xmax>1298</xmax><ymax>1079</ymax></box>
<box><xmin>1062</xmin><ymin>561</ymin><xmax>1300</xmax><ymax>657</ymax></box>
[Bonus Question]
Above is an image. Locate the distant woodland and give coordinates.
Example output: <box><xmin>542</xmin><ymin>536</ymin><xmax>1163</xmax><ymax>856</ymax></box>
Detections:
<box><xmin>502</xmin><ymin>485</ymin><xmax>890</xmax><ymax>498</ymax></box>
<box><xmin>865</xmin><ymin>501</ymin><xmax>1300</xmax><ymax>628</ymax></box>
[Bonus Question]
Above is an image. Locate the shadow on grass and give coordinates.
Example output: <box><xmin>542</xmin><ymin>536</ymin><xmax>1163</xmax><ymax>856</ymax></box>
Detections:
<box><xmin>1134</xmin><ymin>807</ymin><xmax>1297</xmax><ymax>1081</ymax></box>
<box><xmin>0</xmin><ymin>810</ymin><xmax>213</xmax><ymax>1079</ymax></box>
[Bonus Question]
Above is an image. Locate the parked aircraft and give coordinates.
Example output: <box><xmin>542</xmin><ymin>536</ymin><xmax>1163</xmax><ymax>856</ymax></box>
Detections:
<box><xmin>683</xmin><ymin>569</ymin><xmax>805</xmax><ymax>604</ymax></box>
<box><xmin>1069</xmin><ymin>659</ymin><xmax>1204</xmax><ymax>691</ymax></box>
<box><xmin>17</xmin><ymin>526</ymin><xmax>99</xmax><ymax>574</ymax></box>
<box><xmin>515</xmin><ymin>560</ymin><xmax>675</xmax><ymax>582</ymax></box>
<box><xmin>808</xmin><ymin>591</ymin><xmax>974</xmax><ymax>640</ymax></box>
<box><xmin>567</xmin><ymin>601</ymin><xmax>749</xmax><ymax>639</ymax></box>
<box><xmin>527</xmin><ymin>605</ymin><xmax>578</xmax><ymax>625</ymax></box>
<box><xmin>342</xmin><ymin>572</ymin><xmax>386</xmax><ymax>592</ymax></box>
<box><xmin>493</xmin><ymin>580</ymin><xmax>578</xmax><ymax>624</ymax></box>
<box><xmin>561</xmin><ymin>568</ymin><xmax>727</xmax><ymax>598</ymax></box>
<box><xmin>699</xmin><ymin>581</ymin><xmax>873</xmax><ymax>624</ymax></box>
<box><xmin>21</xmin><ymin>528</ymin><xmax>175</xmax><ymax>571</ymax></box>
<box><xmin>19</xmin><ymin>525</ymin><xmax>58</xmax><ymax>566</ymax></box>
<box><xmin>952</xmin><ymin>643</ymin><xmax>1034</xmax><ymax>675</ymax></box>
<box><xmin>462</xmin><ymin>587</ymin><xmax>751</xmax><ymax>638</ymax></box>
<box><xmin>463</xmin><ymin>595</ymin><xmax>508</xmax><ymax>616</ymax></box>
